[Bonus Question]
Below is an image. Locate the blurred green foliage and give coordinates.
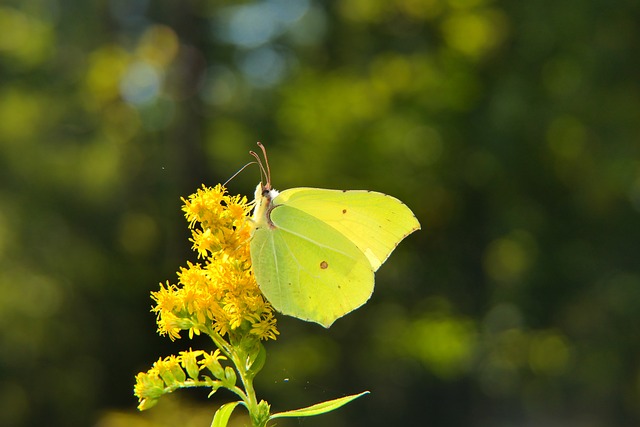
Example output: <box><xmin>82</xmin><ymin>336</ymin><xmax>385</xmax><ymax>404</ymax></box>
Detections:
<box><xmin>1</xmin><ymin>0</ymin><xmax>639</xmax><ymax>426</ymax></box>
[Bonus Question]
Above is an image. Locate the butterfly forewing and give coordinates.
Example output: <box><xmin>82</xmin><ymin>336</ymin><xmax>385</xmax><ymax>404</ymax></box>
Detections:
<box><xmin>274</xmin><ymin>188</ymin><xmax>421</xmax><ymax>271</ymax></box>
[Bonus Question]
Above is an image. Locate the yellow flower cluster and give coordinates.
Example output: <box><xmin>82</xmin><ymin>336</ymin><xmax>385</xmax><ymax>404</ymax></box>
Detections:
<box><xmin>151</xmin><ymin>184</ymin><xmax>278</xmax><ymax>341</ymax></box>
<box><xmin>134</xmin><ymin>349</ymin><xmax>227</xmax><ymax>410</ymax></box>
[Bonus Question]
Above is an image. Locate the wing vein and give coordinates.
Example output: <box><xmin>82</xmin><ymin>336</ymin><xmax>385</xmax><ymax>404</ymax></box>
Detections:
<box><xmin>275</xmin><ymin>223</ymin><xmax>360</xmax><ymax>261</ymax></box>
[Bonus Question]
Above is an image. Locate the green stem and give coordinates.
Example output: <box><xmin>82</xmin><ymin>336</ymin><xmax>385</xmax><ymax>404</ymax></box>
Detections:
<box><xmin>204</xmin><ymin>325</ymin><xmax>264</xmax><ymax>427</ymax></box>
<box><xmin>230</xmin><ymin>347</ymin><xmax>262</xmax><ymax>426</ymax></box>
<box><xmin>204</xmin><ymin>326</ymin><xmax>235</xmax><ymax>360</ymax></box>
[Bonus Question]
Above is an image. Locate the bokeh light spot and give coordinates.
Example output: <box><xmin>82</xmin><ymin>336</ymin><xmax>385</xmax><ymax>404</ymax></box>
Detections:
<box><xmin>528</xmin><ymin>331</ymin><xmax>571</xmax><ymax>376</ymax></box>
<box><xmin>286</xmin><ymin>3</ymin><xmax>326</xmax><ymax>46</ymax></box>
<box><xmin>547</xmin><ymin>115</ymin><xmax>587</xmax><ymax>160</ymax></box>
<box><xmin>441</xmin><ymin>10</ymin><xmax>507</xmax><ymax>59</ymax></box>
<box><xmin>484</xmin><ymin>231</ymin><xmax>536</xmax><ymax>284</ymax></box>
<box><xmin>0</xmin><ymin>88</ymin><xmax>44</xmax><ymax>141</ymax></box>
<box><xmin>217</xmin><ymin>0</ymin><xmax>310</xmax><ymax>48</ymax></box>
<box><xmin>0</xmin><ymin>7</ymin><xmax>54</xmax><ymax>68</ymax></box>
<box><xmin>78</xmin><ymin>139</ymin><xmax>122</xmax><ymax>201</ymax></box>
<box><xmin>339</xmin><ymin>0</ymin><xmax>390</xmax><ymax>22</ymax></box>
<box><xmin>120</xmin><ymin>60</ymin><xmax>162</xmax><ymax>106</ymax></box>
<box><xmin>85</xmin><ymin>45</ymin><xmax>131</xmax><ymax>103</ymax></box>
<box><xmin>398</xmin><ymin>0</ymin><xmax>444</xmax><ymax>20</ymax></box>
<box><xmin>238</xmin><ymin>47</ymin><xmax>287</xmax><ymax>88</ymax></box>
<box><xmin>404</xmin><ymin>302</ymin><xmax>477</xmax><ymax>379</ymax></box>
<box><xmin>136</xmin><ymin>25</ymin><xmax>179</xmax><ymax>67</ymax></box>
<box><xmin>370</xmin><ymin>53</ymin><xmax>413</xmax><ymax>94</ymax></box>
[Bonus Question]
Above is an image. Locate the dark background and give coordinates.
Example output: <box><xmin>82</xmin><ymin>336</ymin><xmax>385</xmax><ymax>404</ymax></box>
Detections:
<box><xmin>1</xmin><ymin>0</ymin><xmax>639</xmax><ymax>426</ymax></box>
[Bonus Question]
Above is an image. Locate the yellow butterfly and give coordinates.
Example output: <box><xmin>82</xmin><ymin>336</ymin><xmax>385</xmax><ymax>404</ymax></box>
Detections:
<box><xmin>249</xmin><ymin>144</ymin><xmax>420</xmax><ymax>327</ymax></box>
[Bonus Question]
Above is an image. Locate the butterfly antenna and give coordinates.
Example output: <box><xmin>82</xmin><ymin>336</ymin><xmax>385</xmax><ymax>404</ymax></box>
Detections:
<box><xmin>249</xmin><ymin>150</ymin><xmax>267</xmax><ymax>187</ymax></box>
<box><xmin>257</xmin><ymin>142</ymin><xmax>272</xmax><ymax>188</ymax></box>
<box><xmin>222</xmin><ymin>161</ymin><xmax>257</xmax><ymax>187</ymax></box>
<box><xmin>250</xmin><ymin>142</ymin><xmax>272</xmax><ymax>189</ymax></box>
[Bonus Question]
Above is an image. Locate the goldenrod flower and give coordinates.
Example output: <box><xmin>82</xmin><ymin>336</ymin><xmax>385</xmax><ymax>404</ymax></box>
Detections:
<box><xmin>151</xmin><ymin>184</ymin><xmax>278</xmax><ymax>342</ymax></box>
<box><xmin>135</xmin><ymin>184</ymin><xmax>284</xmax><ymax>417</ymax></box>
<box><xmin>134</xmin><ymin>349</ymin><xmax>227</xmax><ymax>410</ymax></box>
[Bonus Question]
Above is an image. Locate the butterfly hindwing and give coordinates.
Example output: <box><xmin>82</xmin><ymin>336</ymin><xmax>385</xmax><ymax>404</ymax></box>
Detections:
<box><xmin>251</xmin><ymin>203</ymin><xmax>374</xmax><ymax>327</ymax></box>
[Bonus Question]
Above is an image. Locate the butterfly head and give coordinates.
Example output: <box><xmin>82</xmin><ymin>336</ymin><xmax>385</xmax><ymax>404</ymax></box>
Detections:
<box><xmin>254</xmin><ymin>182</ymin><xmax>279</xmax><ymax>204</ymax></box>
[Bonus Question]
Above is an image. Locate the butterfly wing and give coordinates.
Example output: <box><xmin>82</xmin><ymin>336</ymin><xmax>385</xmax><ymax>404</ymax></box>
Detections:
<box><xmin>274</xmin><ymin>188</ymin><xmax>421</xmax><ymax>270</ymax></box>
<box><xmin>251</xmin><ymin>203</ymin><xmax>374</xmax><ymax>327</ymax></box>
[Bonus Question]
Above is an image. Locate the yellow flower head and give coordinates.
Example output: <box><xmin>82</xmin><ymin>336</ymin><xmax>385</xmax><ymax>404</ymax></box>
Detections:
<box><xmin>134</xmin><ymin>349</ymin><xmax>226</xmax><ymax>410</ymax></box>
<box><xmin>151</xmin><ymin>184</ymin><xmax>278</xmax><ymax>341</ymax></box>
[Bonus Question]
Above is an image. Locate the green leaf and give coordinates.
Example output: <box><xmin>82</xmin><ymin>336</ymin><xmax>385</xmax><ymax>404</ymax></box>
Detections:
<box><xmin>246</xmin><ymin>343</ymin><xmax>267</xmax><ymax>379</ymax></box>
<box><xmin>269</xmin><ymin>391</ymin><xmax>370</xmax><ymax>420</ymax></box>
<box><xmin>210</xmin><ymin>401</ymin><xmax>241</xmax><ymax>427</ymax></box>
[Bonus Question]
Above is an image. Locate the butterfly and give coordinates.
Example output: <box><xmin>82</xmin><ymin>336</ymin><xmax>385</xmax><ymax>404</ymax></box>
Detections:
<box><xmin>249</xmin><ymin>143</ymin><xmax>420</xmax><ymax>327</ymax></box>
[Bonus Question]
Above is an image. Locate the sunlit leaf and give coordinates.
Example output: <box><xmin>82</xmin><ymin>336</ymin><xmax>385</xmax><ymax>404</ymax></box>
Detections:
<box><xmin>269</xmin><ymin>391</ymin><xmax>369</xmax><ymax>419</ymax></box>
<box><xmin>210</xmin><ymin>401</ymin><xmax>241</xmax><ymax>427</ymax></box>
